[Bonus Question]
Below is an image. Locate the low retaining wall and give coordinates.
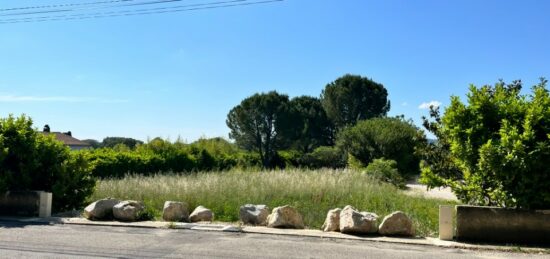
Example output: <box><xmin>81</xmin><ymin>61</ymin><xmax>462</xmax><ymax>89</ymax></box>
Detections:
<box><xmin>456</xmin><ymin>205</ymin><xmax>550</xmax><ymax>245</ymax></box>
<box><xmin>0</xmin><ymin>191</ymin><xmax>52</xmax><ymax>217</ymax></box>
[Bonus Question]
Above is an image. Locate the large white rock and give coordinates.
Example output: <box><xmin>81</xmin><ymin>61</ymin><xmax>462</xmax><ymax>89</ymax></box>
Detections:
<box><xmin>322</xmin><ymin>208</ymin><xmax>342</xmax><ymax>232</ymax></box>
<box><xmin>83</xmin><ymin>198</ymin><xmax>120</xmax><ymax>220</ymax></box>
<box><xmin>162</xmin><ymin>201</ymin><xmax>189</xmax><ymax>222</ymax></box>
<box><xmin>378</xmin><ymin>211</ymin><xmax>415</xmax><ymax>236</ymax></box>
<box><xmin>339</xmin><ymin>205</ymin><xmax>378</xmax><ymax>234</ymax></box>
<box><xmin>266</xmin><ymin>205</ymin><xmax>304</xmax><ymax>229</ymax></box>
<box><xmin>189</xmin><ymin>206</ymin><xmax>213</xmax><ymax>222</ymax></box>
<box><xmin>239</xmin><ymin>204</ymin><xmax>270</xmax><ymax>225</ymax></box>
<box><xmin>113</xmin><ymin>200</ymin><xmax>145</xmax><ymax>222</ymax></box>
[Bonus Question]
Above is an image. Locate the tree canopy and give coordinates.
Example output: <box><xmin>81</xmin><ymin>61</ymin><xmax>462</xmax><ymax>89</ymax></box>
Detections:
<box><xmin>226</xmin><ymin>91</ymin><xmax>292</xmax><ymax>168</ymax></box>
<box><xmin>321</xmin><ymin>74</ymin><xmax>390</xmax><ymax>131</ymax></box>
<box><xmin>287</xmin><ymin>96</ymin><xmax>334</xmax><ymax>153</ymax></box>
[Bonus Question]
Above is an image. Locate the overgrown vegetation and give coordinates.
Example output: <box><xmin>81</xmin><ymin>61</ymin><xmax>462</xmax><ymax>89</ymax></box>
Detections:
<box><xmin>362</xmin><ymin>159</ymin><xmax>406</xmax><ymax>189</ymax></box>
<box><xmin>419</xmin><ymin>79</ymin><xmax>550</xmax><ymax>209</ymax></box>
<box><xmin>0</xmin><ymin>115</ymin><xmax>96</xmax><ymax>212</ymax></box>
<box><xmin>226</xmin><ymin>74</ymin><xmax>391</xmax><ymax>169</ymax></box>
<box><xmin>337</xmin><ymin>117</ymin><xmax>425</xmax><ymax>177</ymax></box>
<box><xmin>90</xmin><ymin>169</ymin><xmax>458</xmax><ymax>237</ymax></box>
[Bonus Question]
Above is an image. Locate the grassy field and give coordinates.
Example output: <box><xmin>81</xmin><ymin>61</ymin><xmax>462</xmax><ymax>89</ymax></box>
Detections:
<box><xmin>90</xmin><ymin>169</ymin><xmax>458</xmax><ymax>237</ymax></box>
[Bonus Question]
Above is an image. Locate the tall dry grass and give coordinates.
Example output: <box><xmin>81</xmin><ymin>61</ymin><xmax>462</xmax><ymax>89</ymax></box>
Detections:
<box><xmin>91</xmin><ymin>169</ymin><xmax>457</xmax><ymax>236</ymax></box>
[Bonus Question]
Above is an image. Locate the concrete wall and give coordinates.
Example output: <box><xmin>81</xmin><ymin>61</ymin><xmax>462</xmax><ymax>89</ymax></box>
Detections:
<box><xmin>0</xmin><ymin>191</ymin><xmax>51</xmax><ymax>217</ymax></box>
<box><xmin>456</xmin><ymin>205</ymin><xmax>550</xmax><ymax>245</ymax></box>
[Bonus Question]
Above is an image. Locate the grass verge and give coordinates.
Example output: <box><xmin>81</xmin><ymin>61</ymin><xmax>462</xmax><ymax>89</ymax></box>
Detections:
<box><xmin>90</xmin><ymin>169</ymin><xmax>458</xmax><ymax>237</ymax></box>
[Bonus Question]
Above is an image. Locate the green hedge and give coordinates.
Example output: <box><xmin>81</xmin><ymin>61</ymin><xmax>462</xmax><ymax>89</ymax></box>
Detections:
<box><xmin>83</xmin><ymin>138</ymin><xmax>263</xmax><ymax>178</ymax></box>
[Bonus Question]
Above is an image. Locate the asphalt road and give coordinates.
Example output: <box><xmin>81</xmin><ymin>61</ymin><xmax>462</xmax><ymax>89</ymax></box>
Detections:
<box><xmin>0</xmin><ymin>222</ymin><xmax>546</xmax><ymax>259</ymax></box>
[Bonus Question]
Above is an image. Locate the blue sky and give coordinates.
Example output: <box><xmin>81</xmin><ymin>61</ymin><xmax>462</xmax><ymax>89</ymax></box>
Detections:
<box><xmin>1</xmin><ymin>0</ymin><xmax>549</xmax><ymax>141</ymax></box>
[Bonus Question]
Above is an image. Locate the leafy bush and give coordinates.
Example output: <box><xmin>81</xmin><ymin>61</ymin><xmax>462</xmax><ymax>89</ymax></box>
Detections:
<box><xmin>300</xmin><ymin>146</ymin><xmax>345</xmax><ymax>169</ymax></box>
<box><xmin>0</xmin><ymin>115</ymin><xmax>96</xmax><ymax>212</ymax></box>
<box><xmin>337</xmin><ymin>117</ymin><xmax>425</xmax><ymax>176</ymax></box>
<box><xmin>51</xmin><ymin>153</ymin><xmax>96</xmax><ymax>212</ymax></box>
<box><xmin>363</xmin><ymin>159</ymin><xmax>405</xmax><ymax>189</ymax></box>
<box><xmin>416</xmin><ymin>108</ymin><xmax>462</xmax><ymax>190</ymax></box>
<box><xmin>346</xmin><ymin>153</ymin><xmax>366</xmax><ymax>169</ymax></box>
<box><xmin>275</xmin><ymin>150</ymin><xmax>302</xmax><ymax>168</ymax></box>
<box><xmin>85</xmin><ymin>149</ymin><xmax>169</xmax><ymax>178</ymax></box>
<box><xmin>189</xmin><ymin>137</ymin><xmax>240</xmax><ymax>156</ymax></box>
<box><xmin>419</xmin><ymin>79</ymin><xmax>550</xmax><ymax>209</ymax></box>
<box><xmin>235</xmin><ymin>152</ymin><xmax>262</xmax><ymax>168</ymax></box>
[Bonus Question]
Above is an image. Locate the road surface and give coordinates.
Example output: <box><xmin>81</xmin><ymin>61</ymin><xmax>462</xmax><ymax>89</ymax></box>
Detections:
<box><xmin>0</xmin><ymin>222</ymin><xmax>544</xmax><ymax>258</ymax></box>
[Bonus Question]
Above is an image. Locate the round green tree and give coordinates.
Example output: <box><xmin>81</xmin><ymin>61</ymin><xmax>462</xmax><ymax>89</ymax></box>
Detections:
<box><xmin>337</xmin><ymin>117</ymin><xmax>425</xmax><ymax>176</ymax></box>
<box><xmin>321</xmin><ymin>74</ymin><xmax>390</xmax><ymax>131</ymax></box>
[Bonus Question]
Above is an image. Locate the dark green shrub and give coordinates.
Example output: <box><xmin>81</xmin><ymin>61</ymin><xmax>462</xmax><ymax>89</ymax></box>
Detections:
<box><xmin>337</xmin><ymin>117</ymin><xmax>425</xmax><ymax>176</ymax></box>
<box><xmin>190</xmin><ymin>148</ymin><xmax>216</xmax><ymax>171</ymax></box>
<box><xmin>0</xmin><ymin>115</ymin><xmax>96</xmax><ymax>212</ymax></box>
<box><xmin>420</xmin><ymin>79</ymin><xmax>550</xmax><ymax>209</ymax></box>
<box><xmin>277</xmin><ymin>150</ymin><xmax>302</xmax><ymax>168</ymax></box>
<box><xmin>300</xmin><ymin>146</ymin><xmax>345</xmax><ymax>169</ymax></box>
<box><xmin>363</xmin><ymin>159</ymin><xmax>405</xmax><ymax>189</ymax></box>
<box><xmin>102</xmin><ymin>137</ymin><xmax>143</xmax><ymax>149</ymax></box>
<box><xmin>215</xmin><ymin>154</ymin><xmax>239</xmax><ymax>171</ymax></box>
<box><xmin>235</xmin><ymin>152</ymin><xmax>262</xmax><ymax>168</ymax></box>
<box><xmin>162</xmin><ymin>150</ymin><xmax>196</xmax><ymax>172</ymax></box>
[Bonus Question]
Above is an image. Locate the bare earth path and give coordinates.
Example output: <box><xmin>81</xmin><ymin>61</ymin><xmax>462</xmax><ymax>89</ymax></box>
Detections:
<box><xmin>405</xmin><ymin>179</ymin><xmax>458</xmax><ymax>201</ymax></box>
<box><xmin>0</xmin><ymin>222</ymin><xmax>544</xmax><ymax>258</ymax></box>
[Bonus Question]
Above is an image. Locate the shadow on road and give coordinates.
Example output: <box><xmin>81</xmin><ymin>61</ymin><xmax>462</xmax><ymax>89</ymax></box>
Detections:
<box><xmin>0</xmin><ymin>218</ymin><xmax>62</xmax><ymax>229</ymax></box>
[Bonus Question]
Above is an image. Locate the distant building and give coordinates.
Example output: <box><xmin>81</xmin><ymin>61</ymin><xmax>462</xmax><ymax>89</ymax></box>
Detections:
<box><xmin>40</xmin><ymin>125</ymin><xmax>91</xmax><ymax>150</ymax></box>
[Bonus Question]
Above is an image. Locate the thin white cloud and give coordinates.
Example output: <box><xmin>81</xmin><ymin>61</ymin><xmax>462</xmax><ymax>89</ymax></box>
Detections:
<box><xmin>0</xmin><ymin>94</ymin><xmax>128</xmax><ymax>103</ymax></box>
<box><xmin>418</xmin><ymin>101</ymin><xmax>441</xmax><ymax>110</ymax></box>
<box><xmin>401</xmin><ymin>102</ymin><xmax>408</xmax><ymax>106</ymax></box>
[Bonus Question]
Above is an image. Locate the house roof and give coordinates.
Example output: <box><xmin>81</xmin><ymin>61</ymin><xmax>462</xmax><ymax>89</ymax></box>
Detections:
<box><xmin>41</xmin><ymin>132</ymin><xmax>91</xmax><ymax>147</ymax></box>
